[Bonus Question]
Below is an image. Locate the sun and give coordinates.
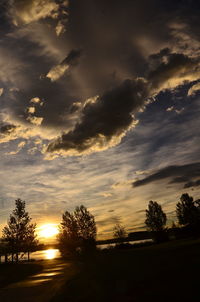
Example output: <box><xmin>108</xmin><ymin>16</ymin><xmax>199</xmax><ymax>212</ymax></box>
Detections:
<box><xmin>38</xmin><ymin>224</ymin><xmax>59</xmax><ymax>238</ymax></box>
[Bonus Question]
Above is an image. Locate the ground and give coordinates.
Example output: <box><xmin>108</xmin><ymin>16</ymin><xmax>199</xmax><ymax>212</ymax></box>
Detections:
<box><xmin>51</xmin><ymin>239</ymin><xmax>200</xmax><ymax>302</ymax></box>
<box><xmin>1</xmin><ymin>239</ymin><xmax>200</xmax><ymax>302</ymax></box>
<box><xmin>0</xmin><ymin>259</ymin><xmax>78</xmax><ymax>302</ymax></box>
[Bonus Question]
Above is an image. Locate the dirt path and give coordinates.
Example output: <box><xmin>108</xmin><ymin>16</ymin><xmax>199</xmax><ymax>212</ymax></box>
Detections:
<box><xmin>0</xmin><ymin>259</ymin><xmax>77</xmax><ymax>302</ymax></box>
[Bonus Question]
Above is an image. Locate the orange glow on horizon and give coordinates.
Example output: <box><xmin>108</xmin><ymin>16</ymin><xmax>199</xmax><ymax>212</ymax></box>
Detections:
<box><xmin>37</xmin><ymin>223</ymin><xmax>59</xmax><ymax>239</ymax></box>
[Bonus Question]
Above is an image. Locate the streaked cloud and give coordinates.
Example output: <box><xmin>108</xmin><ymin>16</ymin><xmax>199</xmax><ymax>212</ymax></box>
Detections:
<box><xmin>133</xmin><ymin>162</ymin><xmax>200</xmax><ymax>189</ymax></box>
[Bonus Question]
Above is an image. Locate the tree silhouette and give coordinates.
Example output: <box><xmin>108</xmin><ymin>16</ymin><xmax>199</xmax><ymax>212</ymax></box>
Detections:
<box><xmin>2</xmin><ymin>199</ymin><xmax>37</xmax><ymax>262</ymax></box>
<box><xmin>176</xmin><ymin>193</ymin><xmax>200</xmax><ymax>231</ymax></box>
<box><xmin>145</xmin><ymin>201</ymin><xmax>167</xmax><ymax>242</ymax></box>
<box><xmin>145</xmin><ymin>201</ymin><xmax>167</xmax><ymax>231</ymax></box>
<box><xmin>113</xmin><ymin>223</ymin><xmax>127</xmax><ymax>244</ymax></box>
<box><xmin>58</xmin><ymin>205</ymin><xmax>96</xmax><ymax>257</ymax></box>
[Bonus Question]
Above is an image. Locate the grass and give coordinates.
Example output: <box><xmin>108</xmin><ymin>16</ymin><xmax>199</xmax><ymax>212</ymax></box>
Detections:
<box><xmin>51</xmin><ymin>238</ymin><xmax>200</xmax><ymax>302</ymax></box>
<box><xmin>0</xmin><ymin>261</ymin><xmax>43</xmax><ymax>288</ymax></box>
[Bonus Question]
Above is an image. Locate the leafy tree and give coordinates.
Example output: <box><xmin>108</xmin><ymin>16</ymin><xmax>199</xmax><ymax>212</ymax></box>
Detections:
<box><xmin>113</xmin><ymin>223</ymin><xmax>127</xmax><ymax>243</ymax></box>
<box><xmin>145</xmin><ymin>201</ymin><xmax>167</xmax><ymax>232</ymax></box>
<box><xmin>2</xmin><ymin>199</ymin><xmax>37</xmax><ymax>262</ymax></box>
<box><xmin>58</xmin><ymin>205</ymin><xmax>96</xmax><ymax>257</ymax></box>
<box><xmin>176</xmin><ymin>193</ymin><xmax>200</xmax><ymax>227</ymax></box>
<box><xmin>74</xmin><ymin>205</ymin><xmax>97</xmax><ymax>241</ymax></box>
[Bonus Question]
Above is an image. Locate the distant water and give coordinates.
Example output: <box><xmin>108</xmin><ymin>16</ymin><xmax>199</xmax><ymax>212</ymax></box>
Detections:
<box><xmin>30</xmin><ymin>240</ymin><xmax>153</xmax><ymax>259</ymax></box>
<box><xmin>31</xmin><ymin>249</ymin><xmax>61</xmax><ymax>260</ymax></box>
<box><xmin>97</xmin><ymin>239</ymin><xmax>153</xmax><ymax>249</ymax></box>
<box><xmin>0</xmin><ymin>239</ymin><xmax>153</xmax><ymax>262</ymax></box>
<box><xmin>0</xmin><ymin>249</ymin><xmax>61</xmax><ymax>262</ymax></box>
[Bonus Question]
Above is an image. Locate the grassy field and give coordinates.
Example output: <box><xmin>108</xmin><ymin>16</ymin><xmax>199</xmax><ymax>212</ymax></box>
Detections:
<box><xmin>0</xmin><ymin>261</ymin><xmax>43</xmax><ymax>288</ymax></box>
<box><xmin>51</xmin><ymin>238</ymin><xmax>200</xmax><ymax>302</ymax></box>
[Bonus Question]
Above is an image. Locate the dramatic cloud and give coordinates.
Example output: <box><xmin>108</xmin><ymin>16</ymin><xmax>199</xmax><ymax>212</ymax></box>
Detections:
<box><xmin>147</xmin><ymin>48</ymin><xmax>200</xmax><ymax>93</ymax></box>
<box><xmin>47</xmin><ymin>78</ymin><xmax>149</xmax><ymax>155</ymax></box>
<box><xmin>133</xmin><ymin>162</ymin><xmax>200</xmax><ymax>188</ymax></box>
<box><xmin>46</xmin><ymin>48</ymin><xmax>200</xmax><ymax>155</ymax></box>
<box><xmin>0</xmin><ymin>0</ymin><xmax>200</xmax><ymax>158</ymax></box>
<box><xmin>1</xmin><ymin>0</ymin><xmax>200</xmax><ymax>238</ymax></box>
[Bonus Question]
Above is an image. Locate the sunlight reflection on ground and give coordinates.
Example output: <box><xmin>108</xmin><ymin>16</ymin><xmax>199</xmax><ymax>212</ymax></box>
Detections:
<box><xmin>8</xmin><ymin>262</ymin><xmax>67</xmax><ymax>288</ymax></box>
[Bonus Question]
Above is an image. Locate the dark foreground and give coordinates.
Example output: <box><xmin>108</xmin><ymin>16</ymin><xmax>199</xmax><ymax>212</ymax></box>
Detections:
<box><xmin>0</xmin><ymin>261</ymin><xmax>43</xmax><ymax>289</ymax></box>
<box><xmin>0</xmin><ymin>259</ymin><xmax>78</xmax><ymax>302</ymax></box>
<box><xmin>52</xmin><ymin>239</ymin><xmax>200</xmax><ymax>302</ymax></box>
<box><xmin>1</xmin><ymin>239</ymin><xmax>200</xmax><ymax>302</ymax></box>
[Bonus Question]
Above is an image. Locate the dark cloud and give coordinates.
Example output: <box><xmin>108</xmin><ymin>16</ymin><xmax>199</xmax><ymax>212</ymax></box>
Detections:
<box><xmin>0</xmin><ymin>42</ymin><xmax>82</xmax><ymax>134</ymax></box>
<box><xmin>147</xmin><ymin>48</ymin><xmax>198</xmax><ymax>91</ymax></box>
<box><xmin>62</xmin><ymin>49</ymin><xmax>82</xmax><ymax>66</ymax></box>
<box><xmin>46</xmin><ymin>46</ymin><xmax>200</xmax><ymax>155</ymax></box>
<box><xmin>0</xmin><ymin>0</ymin><xmax>200</xmax><ymax>156</ymax></box>
<box><xmin>184</xmin><ymin>179</ymin><xmax>200</xmax><ymax>188</ymax></box>
<box><xmin>47</xmin><ymin>78</ymin><xmax>149</xmax><ymax>154</ymax></box>
<box><xmin>0</xmin><ymin>124</ymin><xmax>16</xmax><ymax>134</ymax></box>
<box><xmin>133</xmin><ymin>162</ymin><xmax>200</xmax><ymax>187</ymax></box>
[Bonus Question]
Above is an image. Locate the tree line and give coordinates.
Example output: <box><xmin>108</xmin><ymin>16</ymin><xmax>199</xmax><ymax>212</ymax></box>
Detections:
<box><xmin>0</xmin><ymin>200</ymin><xmax>97</xmax><ymax>262</ymax></box>
<box><xmin>1</xmin><ymin>192</ymin><xmax>200</xmax><ymax>262</ymax></box>
<box><xmin>145</xmin><ymin>193</ymin><xmax>200</xmax><ymax>242</ymax></box>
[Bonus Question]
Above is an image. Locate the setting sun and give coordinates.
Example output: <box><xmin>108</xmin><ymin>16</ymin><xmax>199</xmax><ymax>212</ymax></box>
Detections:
<box><xmin>38</xmin><ymin>224</ymin><xmax>59</xmax><ymax>239</ymax></box>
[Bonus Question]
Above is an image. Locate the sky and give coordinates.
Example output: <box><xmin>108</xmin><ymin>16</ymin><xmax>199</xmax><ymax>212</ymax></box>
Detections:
<box><xmin>0</xmin><ymin>0</ymin><xmax>200</xmax><ymax>239</ymax></box>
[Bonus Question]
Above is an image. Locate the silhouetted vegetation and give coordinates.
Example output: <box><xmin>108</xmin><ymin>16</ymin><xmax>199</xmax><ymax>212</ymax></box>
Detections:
<box><xmin>113</xmin><ymin>223</ymin><xmax>127</xmax><ymax>244</ymax></box>
<box><xmin>51</xmin><ymin>238</ymin><xmax>200</xmax><ymax>302</ymax></box>
<box><xmin>176</xmin><ymin>193</ymin><xmax>200</xmax><ymax>236</ymax></box>
<box><xmin>145</xmin><ymin>200</ymin><xmax>167</xmax><ymax>242</ymax></box>
<box><xmin>0</xmin><ymin>262</ymin><xmax>43</xmax><ymax>289</ymax></box>
<box><xmin>1</xmin><ymin>192</ymin><xmax>200</xmax><ymax>266</ymax></box>
<box><xmin>2</xmin><ymin>199</ymin><xmax>38</xmax><ymax>262</ymax></box>
<box><xmin>145</xmin><ymin>200</ymin><xmax>167</xmax><ymax>231</ymax></box>
<box><xmin>58</xmin><ymin>205</ymin><xmax>96</xmax><ymax>258</ymax></box>
<box><xmin>1</xmin><ymin>193</ymin><xmax>200</xmax><ymax>301</ymax></box>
